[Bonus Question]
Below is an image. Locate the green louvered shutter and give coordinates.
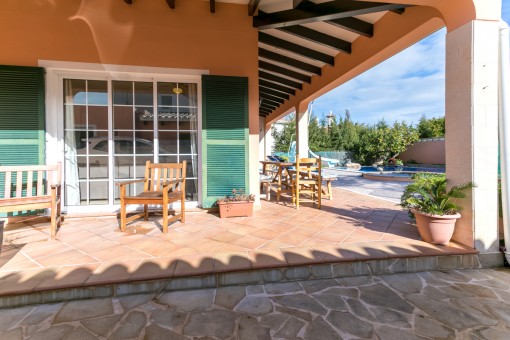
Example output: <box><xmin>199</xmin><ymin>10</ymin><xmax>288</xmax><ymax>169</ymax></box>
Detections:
<box><xmin>202</xmin><ymin>75</ymin><xmax>249</xmax><ymax>208</ymax></box>
<box><xmin>0</xmin><ymin>65</ymin><xmax>45</xmax><ymax>206</ymax></box>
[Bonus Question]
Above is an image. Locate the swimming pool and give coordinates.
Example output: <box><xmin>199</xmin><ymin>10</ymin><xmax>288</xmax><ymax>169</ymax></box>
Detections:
<box><xmin>338</xmin><ymin>165</ymin><xmax>445</xmax><ymax>173</ymax></box>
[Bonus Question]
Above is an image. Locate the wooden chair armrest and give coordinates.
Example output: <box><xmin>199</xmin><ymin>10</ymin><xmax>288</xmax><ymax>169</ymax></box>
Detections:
<box><xmin>115</xmin><ymin>179</ymin><xmax>146</xmax><ymax>187</ymax></box>
<box><xmin>50</xmin><ymin>183</ymin><xmax>61</xmax><ymax>189</ymax></box>
<box><xmin>162</xmin><ymin>179</ymin><xmax>184</xmax><ymax>187</ymax></box>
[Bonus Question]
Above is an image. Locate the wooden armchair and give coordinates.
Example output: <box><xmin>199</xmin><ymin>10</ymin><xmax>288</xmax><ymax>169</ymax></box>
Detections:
<box><xmin>116</xmin><ymin>160</ymin><xmax>186</xmax><ymax>233</ymax></box>
<box><xmin>290</xmin><ymin>155</ymin><xmax>322</xmax><ymax>209</ymax></box>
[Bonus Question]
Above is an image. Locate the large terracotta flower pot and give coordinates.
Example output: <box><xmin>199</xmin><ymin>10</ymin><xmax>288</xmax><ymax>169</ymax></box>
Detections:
<box><xmin>412</xmin><ymin>210</ymin><xmax>461</xmax><ymax>245</ymax></box>
<box><xmin>218</xmin><ymin>201</ymin><xmax>254</xmax><ymax>218</ymax></box>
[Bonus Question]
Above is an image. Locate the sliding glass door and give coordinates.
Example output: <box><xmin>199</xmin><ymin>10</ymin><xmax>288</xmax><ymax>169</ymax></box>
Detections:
<box><xmin>63</xmin><ymin>78</ymin><xmax>199</xmax><ymax>208</ymax></box>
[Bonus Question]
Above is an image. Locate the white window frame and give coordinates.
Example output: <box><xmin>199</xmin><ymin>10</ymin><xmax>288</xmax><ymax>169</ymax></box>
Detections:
<box><xmin>41</xmin><ymin>60</ymin><xmax>207</xmax><ymax>214</ymax></box>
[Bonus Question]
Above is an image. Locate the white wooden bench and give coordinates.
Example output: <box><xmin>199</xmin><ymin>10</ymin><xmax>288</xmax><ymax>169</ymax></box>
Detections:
<box><xmin>0</xmin><ymin>164</ymin><xmax>63</xmax><ymax>239</ymax></box>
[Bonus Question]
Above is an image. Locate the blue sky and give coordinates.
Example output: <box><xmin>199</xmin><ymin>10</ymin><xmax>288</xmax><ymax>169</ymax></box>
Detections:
<box><xmin>312</xmin><ymin>0</ymin><xmax>510</xmax><ymax>126</ymax></box>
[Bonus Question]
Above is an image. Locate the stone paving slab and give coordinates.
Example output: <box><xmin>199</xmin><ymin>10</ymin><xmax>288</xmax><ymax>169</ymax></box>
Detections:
<box><xmin>0</xmin><ymin>268</ymin><xmax>509</xmax><ymax>339</ymax></box>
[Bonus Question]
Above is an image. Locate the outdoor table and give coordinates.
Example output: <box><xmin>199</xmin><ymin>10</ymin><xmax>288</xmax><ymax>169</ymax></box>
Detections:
<box><xmin>259</xmin><ymin>160</ymin><xmax>295</xmax><ymax>202</ymax></box>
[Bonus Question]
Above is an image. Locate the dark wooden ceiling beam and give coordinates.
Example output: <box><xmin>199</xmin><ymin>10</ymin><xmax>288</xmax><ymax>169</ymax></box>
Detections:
<box><xmin>278</xmin><ymin>25</ymin><xmax>351</xmax><ymax>54</ymax></box>
<box><xmin>261</xmin><ymin>102</ymin><xmax>278</xmax><ymax>111</ymax></box>
<box><xmin>260</xmin><ymin>79</ymin><xmax>296</xmax><ymax>96</ymax></box>
<box><xmin>326</xmin><ymin>17</ymin><xmax>373</xmax><ymax>37</ymax></box>
<box><xmin>259</xmin><ymin>48</ymin><xmax>321</xmax><ymax>75</ymax></box>
<box><xmin>166</xmin><ymin>0</ymin><xmax>176</xmax><ymax>10</ymax></box>
<box><xmin>259</xmin><ymin>60</ymin><xmax>311</xmax><ymax>83</ymax></box>
<box><xmin>260</xmin><ymin>92</ymin><xmax>285</xmax><ymax>105</ymax></box>
<box><xmin>259</xmin><ymin>32</ymin><xmax>334</xmax><ymax>65</ymax></box>
<box><xmin>259</xmin><ymin>70</ymin><xmax>302</xmax><ymax>90</ymax></box>
<box><xmin>254</xmin><ymin>1</ymin><xmax>409</xmax><ymax>30</ymax></box>
<box><xmin>248</xmin><ymin>0</ymin><xmax>261</xmax><ymax>16</ymax></box>
<box><xmin>259</xmin><ymin>86</ymin><xmax>290</xmax><ymax>100</ymax></box>
<box><xmin>210</xmin><ymin>0</ymin><xmax>215</xmax><ymax>13</ymax></box>
<box><xmin>260</xmin><ymin>106</ymin><xmax>272</xmax><ymax>113</ymax></box>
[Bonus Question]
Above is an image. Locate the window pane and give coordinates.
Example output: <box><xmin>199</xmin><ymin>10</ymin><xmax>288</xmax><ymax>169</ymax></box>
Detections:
<box><xmin>87</xmin><ymin>80</ymin><xmax>108</xmax><ymax>105</ymax></box>
<box><xmin>134</xmin><ymin>82</ymin><xmax>153</xmax><ymax>106</ymax></box>
<box><xmin>88</xmin><ymin>106</ymin><xmax>108</xmax><ymax>129</ymax></box>
<box><xmin>89</xmin><ymin>181</ymin><xmax>108</xmax><ymax>204</ymax></box>
<box><xmin>135</xmin><ymin>107</ymin><xmax>154</xmax><ymax>130</ymax></box>
<box><xmin>64</xmin><ymin>79</ymin><xmax>86</xmax><ymax>105</ymax></box>
<box><xmin>113</xmin><ymin>81</ymin><xmax>133</xmax><ymax>105</ymax></box>
<box><xmin>64</xmin><ymin>105</ymin><xmax>86</xmax><ymax>128</ymax></box>
<box><xmin>179</xmin><ymin>132</ymin><xmax>196</xmax><ymax>154</ymax></box>
<box><xmin>158</xmin><ymin>82</ymin><xmax>177</xmax><ymax>106</ymax></box>
<box><xmin>159</xmin><ymin>131</ymin><xmax>178</xmax><ymax>154</ymax></box>
<box><xmin>185</xmin><ymin>179</ymin><xmax>198</xmax><ymax>201</ymax></box>
<box><xmin>115</xmin><ymin>156</ymin><xmax>134</xmax><ymax>178</ymax></box>
<box><xmin>179</xmin><ymin>107</ymin><xmax>197</xmax><ymax>130</ymax></box>
<box><xmin>178</xmin><ymin>83</ymin><xmax>197</xmax><ymax>107</ymax></box>
<box><xmin>88</xmin><ymin>132</ymin><xmax>109</xmax><ymax>155</ymax></box>
<box><xmin>89</xmin><ymin>157</ymin><xmax>109</xmax><ymax>179</ymax></box>
<box><xmin>114</xmin><ymin>106</ymin><xmax>134</xmax><ymax>130</ymax></box>
<box><xmin>180</xmin><ymin>154</ymin><xmax>198</xmax><ymax>178</ymax></box>
<box><xmin>159</xmin><ymin>155</ymin><xmax>178</xmax><ymax>163</ymax></box>
<box><xmin>158</xmin><ymin>106</ymin><xmax>177</xmax><ymax>130</ymax></box>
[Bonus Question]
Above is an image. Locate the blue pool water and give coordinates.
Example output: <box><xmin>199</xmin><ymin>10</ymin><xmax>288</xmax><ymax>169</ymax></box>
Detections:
<box><xmin>339</xmin><ymin>166</ymin><xmax>445</xmax><ymax>173</ymax></box>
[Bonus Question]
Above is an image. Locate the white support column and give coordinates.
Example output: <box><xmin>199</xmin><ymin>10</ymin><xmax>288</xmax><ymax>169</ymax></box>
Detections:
<box><xmin>445</xmin><ymin>19</ymin><xmax>500</xmax><ymax>252</ymax></box>
<box><xmin>295</xmin><ymin>101</ymin><xmax>310</xmax><ymax>160</ymax></box>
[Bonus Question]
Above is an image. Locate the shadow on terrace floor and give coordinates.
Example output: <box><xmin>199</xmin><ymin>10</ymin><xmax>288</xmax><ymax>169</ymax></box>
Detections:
<box><xmin>0</xmin><ymin>187</ymin><xmax>476</xmax><ymax>297</ymax></box>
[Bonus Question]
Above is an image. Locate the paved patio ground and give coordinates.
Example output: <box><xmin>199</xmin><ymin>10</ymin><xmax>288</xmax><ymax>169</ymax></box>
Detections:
<box><xmin>0</xmin><ymin>268</ymin><xmax>509</xmax><ymax>339</ymax></box>
<box><xmin>0</xmin><ymin>187</ymin><xmax>476</xmax><ymax>297</ymax></box>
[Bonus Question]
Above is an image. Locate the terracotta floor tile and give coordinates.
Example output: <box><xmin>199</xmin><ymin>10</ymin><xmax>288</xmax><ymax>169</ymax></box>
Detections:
<box><xmin>0</xmin><ymin>268</ymin><xmax>58</xmax><ymax>295</ymax></box>
<box><xmin>250</xmin><ymin>228</ymin><xmax>282</xmax><ymax>240</ymax></box>
<box><xmin>130</xmin><ymin>257</ymin><xmax>177</xmax><ymax>281</ymax></box>
<box><xmin>34</xmin><ymin>250</ymin><xmax>96</xmax><ymax>267</ymax></box>
<box><xmin>36</xmin><ymin>263</ymin><xmax>100</xmax><ymax>290</ymax></box>
<box><xmin>289</xmin><ymin>227</ymin><xmax>319</xmax><ymax>238</ymax></box>
<box><xmin>213</xmin><ymin>251</ymin><xmax>252</xmax><ymax>272</ymax></box>
<box><xmin>174</xmin><ymin>254</ymin><xmax>215</xmax><ymax>276</ymax></box>
<box><xmin>281</xmin><ymin>246</ymin><xmax>322</xmax><ymax>266</ymax></box>
<box><xmin>248</xmin><ymin>249</ymin><xmax>287</xmax><ymax>269</ymax></box>
<box><xmin>314</xmin><ymin>230</ymin><xmax>350</xmax><ymax>244</ymax></box>
<box><xmin>86</xmin><ymin>259</ymin><xmax>142</xmax><ymax>285</ymax></box>
<box><xmin>231</xmin><ymin>236</ymin><xmax>269</xmax><ymax>250</ymax></box>
<box><xmin>208</xmin><ymin>231</ymin><xmax>245</xmax><ymax>243</ymax></box>
<box><xmin>229</xmin><ymin>226</ymin><xmax>259</xmax><ymax>236</ymax></box>
<box><xmin>191</xmin><ymin>239</ymin><xmax>228</xmax><ymax>253</ymax></box>
<box><xmin>258</xmin><ymin>241</ymin><xmax>294</xmax><ymax>250</ymax></box>
<box><xmin>272</xmin><ymin>233</ymin><xmax>310</xmax><ymax>247</ymax></box>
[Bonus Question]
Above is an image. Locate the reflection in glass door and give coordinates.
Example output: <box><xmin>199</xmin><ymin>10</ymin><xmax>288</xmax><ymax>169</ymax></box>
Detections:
<box><xmin>63</xmin><ymin>78</ymin><xmax>199</xmax><ymax>207</ymax></box>
<box><xmin>64</xmin><ymin>79</ymin><xmax>109</xmax><ymax>205</ymax></box>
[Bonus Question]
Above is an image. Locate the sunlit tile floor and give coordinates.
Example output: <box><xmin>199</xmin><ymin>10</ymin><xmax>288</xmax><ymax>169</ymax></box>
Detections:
<box><xmin>0</xmin><ymin>187</ymin><xmax>475</xmax><ymax>296</ymax></box>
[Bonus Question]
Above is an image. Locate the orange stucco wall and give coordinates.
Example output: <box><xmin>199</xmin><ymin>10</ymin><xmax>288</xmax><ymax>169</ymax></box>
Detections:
<box><xmin>0</xmin><ymin>0</ymin><xmax>258</xmax><ymax>132</ymax></box>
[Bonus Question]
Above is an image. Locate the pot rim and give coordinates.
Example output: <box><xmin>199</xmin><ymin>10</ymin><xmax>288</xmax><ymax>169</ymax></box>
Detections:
<box><xmin>411</xmin><ymin>209</ymin><xmax>461</xmax><ymax>219</ymax></box>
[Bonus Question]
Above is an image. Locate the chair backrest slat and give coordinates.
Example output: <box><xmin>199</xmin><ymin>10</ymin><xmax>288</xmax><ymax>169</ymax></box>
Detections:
<box><xmin>143</xmin><ymin>161</ymin><xmax>186</xmax><ymax>192</ymax></box>
<box><xmin>4</xmin><ymin>171</ymin><xmax>11</xmax><ymax>198</ymax></box>
<box><xmin>16</xmin><ymin>171</ymin><xmax>23</xmax><ymax>198</ymax></box>
<box><xmin>37</xmin><ymin>170</ymin><xmax>44</xmax><ymax>196</ymax></box>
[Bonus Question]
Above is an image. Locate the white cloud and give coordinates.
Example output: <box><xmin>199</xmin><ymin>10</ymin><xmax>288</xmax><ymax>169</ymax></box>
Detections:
<box><xmin>313</xmin><ymin>28</ymin><xmax>446</xmax><ymax>126</ymax></box>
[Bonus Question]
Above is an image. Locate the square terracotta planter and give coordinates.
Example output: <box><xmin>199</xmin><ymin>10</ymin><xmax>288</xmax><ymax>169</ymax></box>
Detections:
<box><xmin>218</xmin><ymin>201</ymin><xmax>254</xmax><ymax>218</ymax></box>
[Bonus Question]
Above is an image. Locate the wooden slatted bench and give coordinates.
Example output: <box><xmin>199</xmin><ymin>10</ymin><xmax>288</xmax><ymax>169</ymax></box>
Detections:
<box><xmin>0</xmin><ymin>164</ymin><xmax>63</xmax><ymax>239</ymax></box>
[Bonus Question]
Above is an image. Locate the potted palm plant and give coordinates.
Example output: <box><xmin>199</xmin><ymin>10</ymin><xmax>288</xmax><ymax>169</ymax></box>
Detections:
<box><xmin>216</xmin><ymin>189</ymin><xmax>255</xmax><ymax>218</ymax></box>
<box><xmin>400</xmin><ymin>173</ymin><xmax>475</xmax><ymax>245</ymax></box>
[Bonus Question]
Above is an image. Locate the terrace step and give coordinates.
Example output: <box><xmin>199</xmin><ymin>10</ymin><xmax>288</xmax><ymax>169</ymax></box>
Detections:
<box><xmin>0</xmin><ymin>245</ymin><xmax>503</xmax><ymax>309</ymax></box>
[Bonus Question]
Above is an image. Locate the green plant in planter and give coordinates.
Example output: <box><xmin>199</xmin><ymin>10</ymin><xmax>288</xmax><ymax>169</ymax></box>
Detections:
<box><xmin>400</xmin><ymin>173</ymin><xmax>475</xmax><ymax>216</ymax></box>
<box><xmin>216</xmin><ymin>189</ymin><xmax>255</xmax><ymax>219</ymax></box>
<box><xmin>216</xmin><ymin>189</ymin><xmax>255</xmax><ymax>204</ymax></box>
<box><xmin>400</xmin><ymin>173</ymin><xmax>475</xmax><ymax>245</ymax></box>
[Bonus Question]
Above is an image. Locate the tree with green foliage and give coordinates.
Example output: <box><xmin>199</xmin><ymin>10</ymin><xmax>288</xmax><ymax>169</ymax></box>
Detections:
<box><xmin>354</xmin><ymin>120</ymin><xmax>419</xmax><ymax>164</ymax></box>
<box><xmin>271</xmin><ymin>115</ymin><xmax>295</xmax><ymax>152</ymax></box>
<box><xmin>417</xmin><ymin>115</ymin><xmax>445</xmax><ymax>138</ymax></box>
<box><xmin>309</xmin><ymin>116</ymin><xmax>331</xmax><ymax>151</ymax></box>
